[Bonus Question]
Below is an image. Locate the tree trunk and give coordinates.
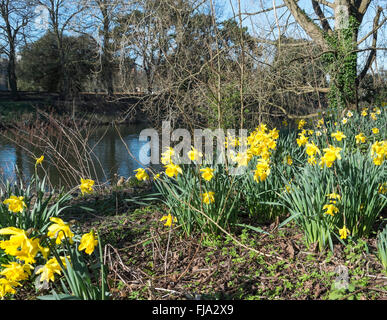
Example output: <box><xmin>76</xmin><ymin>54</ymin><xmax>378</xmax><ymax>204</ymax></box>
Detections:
<box><xmin>332</xmin><ymin>1</ymin><xmax>359</xmax><ymax>110</ymax></box>
<box><xmin>55</xmin><ymin>29</ymin><xmax>70</xmax><ymax>99</ymax></box>
<box><xmin>102</xmin><ymin>31</ymin><xmax>114</xmax><ymax>96</ymax></box>
<box><xmin>283</xmin><ymin>0</ymin><xmax>375</xmax><ymax>111</ymax></box>
<box><xmin>8</xmin><ymin>46</ymin><xmax>19</xmax><ymax>99</ymax></box>
<box><xmin>100</xmin><ymin>1</ymin><xmax>114</xmax><ymax>96</ymax></box>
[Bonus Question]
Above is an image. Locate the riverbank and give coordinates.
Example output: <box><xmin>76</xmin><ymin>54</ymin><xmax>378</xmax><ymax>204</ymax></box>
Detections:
<box><xmin>0</xmin><ymin>91</ymin><xmax>149</xmax><ymax>130</ymax></box>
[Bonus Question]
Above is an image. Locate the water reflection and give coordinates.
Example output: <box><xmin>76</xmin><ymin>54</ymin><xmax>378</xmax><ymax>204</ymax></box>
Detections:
<box><xmin>0</xmin><ymin>143</ymin><xmax>16</xmax><ymax>181</ymax></box>
<box><xmin>0</xmin><ymin>124</ymin><xmax>155</xmax><ymax>188</ymax></box>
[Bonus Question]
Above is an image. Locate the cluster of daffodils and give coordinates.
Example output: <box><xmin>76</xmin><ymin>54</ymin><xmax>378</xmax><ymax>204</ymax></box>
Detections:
<box><xmin>199</xmin><ymin>166</ymin><xmax>215</xmax><ymax>205</ymax></box>
<box><xmin>226</xmin><ymin>124</ymin><xmax>279</xmax><ymax>178</ymax></box>
<box><xmin>0</xmin><ymin>190</ymin><xmax>99</xmax><ymax>299</ymax></box>
<box><xmin>296</xmin><ymin>126</ymin><xmax>317</xmax><ymax>147</ymax></box>
<box><xmin>305</xmin><ymin>141</ymin><xmax>320</xmax><ymax>165</ymax></box>
<box><xmin>245</xmin><ymin>124</ymin><xmax>279</xmax><ymax>183</ymax></box>
<box><xmin>161</xmin><ymin>147</ymin><xmax>183</xmax><ymax>178</ymax></box>
<box><xmin>135</xmin><ymin>145</ymin><xmax>217</xmax><ymax>227</ymax></box>
<box><xmin>360</xmin><ymin>107</ymin><xmax>381</xmax><ymax>119</ymax></box>
<box><xmin>300</xmin><ymin>137</ymin><xmax>342</xmax><ymax>168</ymax></box>
<box><xmin>355</xmin><ymin>133</ymin><xmax>366</xmax><ymax>144</ymax></box>
<box><xmin>301</xmin><ymin>105</ymin><xmax>385</xmax><ymax>169</ymax></box>
<box><xmin>298</xmin><ymin>119</ymin><xmax>307</xmax><ymax>130</ymax></box>
<box><xmin>0</xmin><ymin>217</ymin><xmax>98</xmax><ymax>299</ymax></box>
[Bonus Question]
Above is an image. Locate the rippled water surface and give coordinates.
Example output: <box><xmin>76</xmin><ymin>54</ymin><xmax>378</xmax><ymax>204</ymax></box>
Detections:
<box><xmin>0</xmin><ymin>123</ymin><xmax>153</xmax><ymax>188</ymax></box>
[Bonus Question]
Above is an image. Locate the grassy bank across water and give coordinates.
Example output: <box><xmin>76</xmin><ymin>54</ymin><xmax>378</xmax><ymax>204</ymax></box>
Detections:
<box><xmin>0</xmin><ymin>91</ymin><xmax>146</xmax><ymax>130</ymax></box>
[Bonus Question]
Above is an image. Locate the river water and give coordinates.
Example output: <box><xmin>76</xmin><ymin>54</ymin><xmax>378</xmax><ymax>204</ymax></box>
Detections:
<box><xmin>0</xmin><ymin>123</ymin><xmax>155</xmax><ymax>189</ymax></box>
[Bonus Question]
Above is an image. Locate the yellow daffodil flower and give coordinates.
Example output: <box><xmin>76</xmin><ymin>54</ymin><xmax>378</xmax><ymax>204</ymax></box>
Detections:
<box><xmin>36</xmin><ymin>256</ymin><xmax>68</xmax><ymax>283</ymax></box>
<box><xmin>0</xmin><ymin>262</ymin><xmax>33</xmax><ymax>282</ymax></box>
<box><xmin>305</xmin><ymin>141</ymin><xmax>320</xmax><ymax>157</ymax></box>
<box><xmin>202</xmin><ymin>191</ymin><xmax>215</xmax><ymax>205</ymax></box>
<box><xmin>253</xmin><ymin>159</ymin><xmax>271</xmax><ymax>182</ymax></box>
<box><xmin>371</xmin><ymin>140</ymin><xmax>386</xmax><ymax>165</ymax></box>
<box><xmin>331</xmin><ymin>131</ymin><xmax>346</xmax><ymax>142</ymax></box>
<box><xmin>164</xmin><ymin>163</ymin><xmax>182</xmax><ymax>178</ymax></box>
<box><xmin>78</xmin><ymin>230</ymin><xmax>98</xmax><ymax>255</ymax></box>
<box><xmin>323</xmin><ymin>203</ymin><xmax>339</xmax><ymax>216</ymax></box>
<box><xmin>0</xmin><ymin>227</ymin><xmax>42</xmax><ymax>264</ymax></box>
<box><xmin>339</xmin><ymin>226</ymin><xmax>350</xmax><ymax>240</ymax></box>
<box><xmin>296</xmin><ymin>134</ymin><xmax>308</xmax><ymax>147</ymax></box>
<box><xmin>200</xmin><ymin>167</ymin><xmax>214</xmax><ymax>181</ymax></box>
<box><xmin>319</xmin><ymin>145</ymin><xmax>342</xmax><ymax>168</ymax></box>
<box><xmin>378</xmin><ymin>183</ymin><xmax>387</xmax><ymax>194</ymax></box>
<box><xmin>269</xmin><ymin>128</ymin><xmax>280</xmax><ymax>140</ymax></box>
<box><xmin>355</xmin><ymin>133</ymin><xmax>366</xmax><ymax>144</ymax></box>
<box><xmin>316</xmin><ymin>118</ymin><xmax>324</xmax><ymax>128</ymax></box>
<box><xmin>297</xmin><ymin>119</ymin><xmax>306</xmax><ymax>130</ymax></box>
<box><xmin>153</xmin><ymin>173</ymin><xmax>161</xmax><ymax>180</ymax></box>
<box><xmin>47</xmin><ymin>217</ymin><xmax>74</xmax><ymax>244</ymax></box>
<box><xmin>3</xmin><ymin>196</ymin><xmax>26</xmax><ymax>213</ymax></box>
<box><xmin>327</xmin><ymin>193</ymin><xmax>341</xmax><ymax>201</ymax></box>
<box><xmin>35</xmin><ymin>155</ymin><xmax>44</xmax><ymax>166</ymax></box>
<box><xmin>285</xmin><ymin>155</ymin><xmax>293</xmax><ymax>165</ymax></box>
<box><xmin>187</xmin><ymin>146</ymin><xmax>203</xmax><ymax>162</ymax></box>
<box><xmin>0</xmin><ymin>278</ymin><xmax>21</xmax><ymax>298</ymax></box>
<box><xmin>233</xmin><ymin>152</ymin><xmax>251</xmax><ymax>167</ymax></box>
<box><xmin>161</xmin><ymin>147</ymin><xmax>175</xmax><ymax>165</ymax></box>
<box><xmin>160</xmin><ymin>213</ymin><xmax>177</xmax><ymax>227</ymax></box>
<box><xmin>134</xmin><ymin>168</ymin><xmax>149</xmax><ymax>181</ymax></box>
<box><xmin>307</xmin><ymin>155</ymin><xmax>317</xmax><ymax>165</ymax></box>
<box><xmin>80</xmin><ymin>178</ymin><xmax>94</xmax><ymax>195</ymax></box>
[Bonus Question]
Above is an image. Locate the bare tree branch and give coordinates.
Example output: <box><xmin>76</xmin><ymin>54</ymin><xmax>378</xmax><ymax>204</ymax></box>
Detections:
<box><xmin>283</xmin><ymin>0</ymin><xmax>329</xmax><ymax>50</ymax></box>
<box><xmin>311</xmin><ymin>0</ymin><xmax>332</xmax><ymax>33</ymax></box>
<box><xmin>357</xmin><ymin>6</ymin><xmax>383</xmax><ymax>83</ymax></box>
